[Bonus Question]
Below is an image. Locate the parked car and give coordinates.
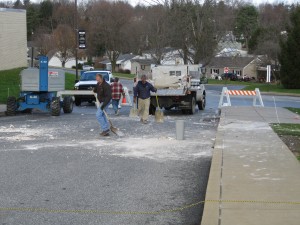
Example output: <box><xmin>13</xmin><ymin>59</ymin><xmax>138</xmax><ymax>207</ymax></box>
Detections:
<box><xmin>221</xmin><ymin>73</ymin><xmax>238</xmax><ymax>81</ymax></box>
<box><xmin>238</xmin><ymin>75</ymin><xmax>251</xmax><ymax>82</ymax></box>
<box><xmin>82</xmin><ymin>65</ymin><xmax>94</xmax><ymax>70</ymax></box>
<box><xmin>74</xmin><ymin>70</ymin><xmax>114</xmax><ymax>106</ymax></box>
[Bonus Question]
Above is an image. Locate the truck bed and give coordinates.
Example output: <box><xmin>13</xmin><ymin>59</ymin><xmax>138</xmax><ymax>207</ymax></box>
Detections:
<box><xmin>151</xmin><ymin>88</ymin><xmax>186</xmax><ymax>96</ymax></box>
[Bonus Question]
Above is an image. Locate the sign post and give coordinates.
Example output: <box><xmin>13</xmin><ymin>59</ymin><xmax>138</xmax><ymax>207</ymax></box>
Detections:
<box><xmin>78</xmin><ymin>30</ymin><xmax>86</xmax><ymax>49</ymax></box>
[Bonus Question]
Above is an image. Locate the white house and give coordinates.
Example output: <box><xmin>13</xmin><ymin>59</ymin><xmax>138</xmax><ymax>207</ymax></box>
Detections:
<box><xmin>100</xmin><ymin>54</ymin><xmax>137</xmax><ymax>71</ymax></box>
<box><xmin>48</xmin><ymin>53</ymin><xmax>87</xmax><ymax>68</ymax></box>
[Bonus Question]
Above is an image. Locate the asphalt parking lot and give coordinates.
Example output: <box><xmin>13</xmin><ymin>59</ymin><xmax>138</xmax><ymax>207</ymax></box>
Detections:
<box><xmin>0</xmin><ymin>104</ymin><xmax>219</xmax><ymax>225</ymax></box>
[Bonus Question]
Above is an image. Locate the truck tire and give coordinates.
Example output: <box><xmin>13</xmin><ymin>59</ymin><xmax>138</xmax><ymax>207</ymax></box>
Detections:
<box><xmin>6</xmin><ymin>96</ymin><xmax>17</xmax><ymax>116</ymax></box>
<box><xmin>63</xmin><ymin>96</ymin><xmax>73</xmax><ymax>113</ymax></box>
<box><xmin>51</xmin><ymin>97</ymin><xmax>61</xmax><ymax>116</ymax></box>
<box><xmin>149</xmin><ymin>104</ymin><xmax>156</xmax><ymax>115</ymax></box>
<box><xmin>189</xmin><ymin>97</ymin><xmax>196</xmax><ymax>115</ymax></box>
<box><xmin>75</xmin><ymin>98</ymin><xmax>81</xmax><ymax>106</ymax></box>
<box><xmin>198</xmin><ymin>97</ymin><xmax>206</xmax><ymax>110</ymax></box>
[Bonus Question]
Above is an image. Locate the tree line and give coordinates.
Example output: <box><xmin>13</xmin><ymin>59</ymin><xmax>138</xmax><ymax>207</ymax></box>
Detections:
<box><xmin>1</xmin><ymin>0</ymin><xmax>300</xmax><ymax>88</ymax></box>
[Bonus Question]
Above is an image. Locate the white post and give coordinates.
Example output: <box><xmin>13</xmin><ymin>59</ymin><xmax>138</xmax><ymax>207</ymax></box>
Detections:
<box><xmin>253</xmin><ymin>88</ymin><xmax>264</xmax><ymax>107</ymax></box>
<box><xmin>218</xmin><ymin>87</ymin><xmax>231</xmax><ymax>108</ymax></box>
<box><xmin>266</xmin><ymin>65</ymin><xmax>271</xmax><ymax>83</ymax></box>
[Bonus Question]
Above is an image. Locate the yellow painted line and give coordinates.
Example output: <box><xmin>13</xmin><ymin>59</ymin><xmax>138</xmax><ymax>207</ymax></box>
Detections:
<box><xmin>0</xmin><ymin>199</ymin><xmax>299</xmax><ymax>215</ymax></box>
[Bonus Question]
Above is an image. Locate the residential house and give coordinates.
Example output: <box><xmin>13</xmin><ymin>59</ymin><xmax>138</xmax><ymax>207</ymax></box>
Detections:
<box><xmin>48</xmin><ymin>50</ymin><xmax>88</xmax><ymax>68</ymax></box>
<box><xmin>206</xmin><ymin>57</ymin><xmax>257</xmax><ymax>79</ymax></box>
<box><xmin>100</xmin><ymin>54</ymin><xmax>137</xmax><ymax>72</ymax></box>
<box><xmin>142</xmin><ymin>47</ymin><xmax>187</xmax><ymax>65</ymax></box>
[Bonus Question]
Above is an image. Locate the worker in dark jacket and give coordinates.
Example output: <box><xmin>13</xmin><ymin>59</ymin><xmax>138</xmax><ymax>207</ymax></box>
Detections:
<box><xmin>93</xmin><ymin>73</ymin><xmax>112</xmax><ymax>136</ymax></box>
<box><xmin>134</xmin><ymin>75</ymin><xmax>157</xmax><ymax>124</ymax></box>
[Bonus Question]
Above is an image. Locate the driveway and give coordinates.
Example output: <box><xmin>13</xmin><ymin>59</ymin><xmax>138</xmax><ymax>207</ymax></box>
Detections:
<box><xmin>0</xmin><ymin>106</ymin><xmax>218</xmax><ymax>225</ymax></box>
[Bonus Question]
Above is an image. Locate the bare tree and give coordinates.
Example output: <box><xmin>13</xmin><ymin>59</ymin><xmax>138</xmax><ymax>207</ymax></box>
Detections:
<box><xmin>52</xmin><ymin>24</ymin><xmax>76</xmax><ymax>67</ymax></box>
<box><xmin>85</xmin><ymin>0</ymin><xmax>133</xmax><ymax>72</ymax></box>
<box><xmin>33</xmin><ymin>26</ymin><xmax>54</xmax><ymax>56</ymax></box>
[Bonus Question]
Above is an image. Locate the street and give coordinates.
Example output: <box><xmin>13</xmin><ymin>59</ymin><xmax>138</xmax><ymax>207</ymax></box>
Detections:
<box><xmin>0</xmin><ymin>101</ymin><xmax>218</xmax><ymax>225</ymax></box>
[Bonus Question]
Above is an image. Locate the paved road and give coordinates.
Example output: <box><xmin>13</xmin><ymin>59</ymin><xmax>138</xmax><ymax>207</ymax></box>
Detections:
<box><xmin>0</xmin><ymin>105</ymin><xmax>218</xmax><ymax>225</ymax></box>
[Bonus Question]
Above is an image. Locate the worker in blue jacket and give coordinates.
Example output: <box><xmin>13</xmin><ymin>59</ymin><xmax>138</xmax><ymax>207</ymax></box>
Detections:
<box><xmin>134</xmin><ymin>75</ymin><xmax>157</xmax><ymax>124</ymax></box>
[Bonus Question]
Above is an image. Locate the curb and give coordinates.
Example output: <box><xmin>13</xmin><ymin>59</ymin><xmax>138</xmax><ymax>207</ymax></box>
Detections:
<box><xmin>200</xmin><ymin>111</ymin><xmax>225</xmax><ymax>225</ymax></box>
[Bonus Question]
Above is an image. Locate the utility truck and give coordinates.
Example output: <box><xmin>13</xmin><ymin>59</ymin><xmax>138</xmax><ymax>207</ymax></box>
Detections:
<box><xmin>148</xmin><ymin>65</ymin><xmax>206</xmax><ymax>115</ymax></box>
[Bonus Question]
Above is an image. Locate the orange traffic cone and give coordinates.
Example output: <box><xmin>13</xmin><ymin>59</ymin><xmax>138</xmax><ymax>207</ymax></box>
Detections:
<box><xmin>122</xmin><ymin>96</ymin><xmax>126</xmax><ymax>104</ymax></box>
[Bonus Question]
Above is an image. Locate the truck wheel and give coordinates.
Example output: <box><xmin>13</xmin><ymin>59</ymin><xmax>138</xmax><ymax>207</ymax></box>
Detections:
<box><xmin>63</xmin><ymin>96</ymin><xmax>73</xmax><ymax>113</ymax></box>
<box><xmin>75</xmin><ymin>98</ymin><xmax>81</xmax><ymax>106</ymax></box>
<box><xmin>51</xmin><ymin>97</ymin><xmax>61</xmax><ymax>116</ymax></box>
<box><xmin>149</xmin><ymin>104</ymin><xmax>156</xmax><ymax>115</ymax></box>
<box><xmin>189</xmin><ymin>97</ymin><xmax>196</xmax><ymax>115</ymax></box>
<box><xmin>198</xmin><ymin>97</ymin><xmax>206</xmax><ymax>110</ymax></box>
<box><xmin>6</xmin><ymin>96</ymin><xmax>17</xmax><ymax>116</ymax></box>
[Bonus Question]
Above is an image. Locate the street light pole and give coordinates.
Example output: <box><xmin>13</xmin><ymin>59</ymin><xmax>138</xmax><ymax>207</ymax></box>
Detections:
<box><xmin>75</xmin><ymin>0</ymin><xmax>78</xmax><ymax>81</ymax></box>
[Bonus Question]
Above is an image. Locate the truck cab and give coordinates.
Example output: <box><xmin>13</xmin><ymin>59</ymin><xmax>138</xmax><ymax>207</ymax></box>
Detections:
<box><xmin>74</xmin><ymin>70</ymin><xmax>114</xmax><ymax>106</ymax></box>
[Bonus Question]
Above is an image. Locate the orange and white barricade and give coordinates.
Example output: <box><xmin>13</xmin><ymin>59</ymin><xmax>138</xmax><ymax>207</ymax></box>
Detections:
<box><xmin>218</xmin><ymin>87</ymin><xmax>264</xmax><ymax>108</ymax></box>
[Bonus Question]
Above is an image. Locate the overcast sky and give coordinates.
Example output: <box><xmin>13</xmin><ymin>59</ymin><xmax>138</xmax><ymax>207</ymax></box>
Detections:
<box><xmin>29</xmin><ymin>0</ymin><xmax>299</xmax><ymax>6</ymax></box>
<box><xmin>128</xmin><ymin>0</ymin><xmax>298</xmax><ymax>6</ymax></box>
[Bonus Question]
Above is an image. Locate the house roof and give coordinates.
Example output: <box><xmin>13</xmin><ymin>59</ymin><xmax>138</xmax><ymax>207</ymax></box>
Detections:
<box><xmin>208</xmin><ymin>57</ymin><xmax>255</xmax><ymax>68</ymax></box>
<box><xmin>131</xmin><ymin>58</ymin><xmax>157</xmax><ymax>65</ymax></box>
<box><xmin>100</xmin><ymin>54</ymin><xmax>136</xmax><ymax>64</ymax></box>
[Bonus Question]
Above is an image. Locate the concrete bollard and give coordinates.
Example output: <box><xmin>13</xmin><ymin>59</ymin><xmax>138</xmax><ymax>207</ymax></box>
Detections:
<box><xmin>176</xmin><ymin>120</ymin><xmax>185</xmax><ymax>140</ymax></box>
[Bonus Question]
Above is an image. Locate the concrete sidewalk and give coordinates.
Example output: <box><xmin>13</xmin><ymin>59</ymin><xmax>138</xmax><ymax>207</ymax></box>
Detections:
<box><xmin>201</xmin><ymin>106</ymin><xmax>300</xmax><ymax>225</ymax></box>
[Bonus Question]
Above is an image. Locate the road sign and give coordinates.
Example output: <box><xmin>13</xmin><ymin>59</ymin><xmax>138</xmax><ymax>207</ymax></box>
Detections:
<box><xmin>78</xmin><ymin>30</ymin><xmax>86</xmax><ymax>49</ymax></box>
<box><xmin>224</xmin><ymin>67</ymin><xmax>229</xmax><ymax>73</ymax></box>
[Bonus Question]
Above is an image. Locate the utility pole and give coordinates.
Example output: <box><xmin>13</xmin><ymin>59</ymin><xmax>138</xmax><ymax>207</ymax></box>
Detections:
<box><xmin>75</xmin><ymin>0</ymin><xmax>78</xmax><ymax>81</ymax></box>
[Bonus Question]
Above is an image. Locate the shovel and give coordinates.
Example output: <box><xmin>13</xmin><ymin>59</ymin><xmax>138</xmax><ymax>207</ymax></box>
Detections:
<box><xmin>129</xmin><ymin>103</ymin><xmax>138</xmax><ymax>117</ymax></box>
<box><xmin>155</xmin><ymin>94</ymin><xmax>164</xmax><ymax>123</ymax></box>
<box><xmin>94</xmin><ymin>93</ymin><xmax>124</xmax><ymax>137</ymax></box>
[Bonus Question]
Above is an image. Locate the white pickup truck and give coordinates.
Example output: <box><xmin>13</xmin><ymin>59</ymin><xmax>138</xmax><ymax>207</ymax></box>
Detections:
<box><xmin>149</xmin><ymin>65</ymin><xmax>206</xmax><ymax>114</ymax></box>
<box><xmin>74</xmin><ymin>70</ymin><xmax>113</xmax><ymax>106</ymax></box>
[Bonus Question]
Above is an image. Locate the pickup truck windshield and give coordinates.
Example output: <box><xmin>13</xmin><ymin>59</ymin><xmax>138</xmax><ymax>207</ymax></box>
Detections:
<box><xmin>80</xmin><ymin>72</ymin><xmax>109</xmax><ymax>82</ymax></box>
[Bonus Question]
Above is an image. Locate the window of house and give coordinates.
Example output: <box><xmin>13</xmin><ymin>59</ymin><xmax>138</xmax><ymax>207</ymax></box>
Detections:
<box><xmin>212</xmin><ymin>69</ymin><xmax>219</xmax><ymax>74</ymax></box>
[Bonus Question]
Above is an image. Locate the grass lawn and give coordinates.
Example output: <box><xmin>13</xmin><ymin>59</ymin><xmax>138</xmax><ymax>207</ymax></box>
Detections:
<box><xmin>0</xmin><ymin>68</ymin><xmax>23</xmax><ymax>104</ymax></box>
<box><xmin>285</xmin><ymin>107</ymin><xmax>300</xmax><ymax>115</ymax></box>
<box><xmin>271</xmin><ymin>108</ymin><xmax>300</xmax><ymax>161</ymax></box>
<box><xmin>271</xmin><ymin>123</ymin><xmax>300</xmax><ymax>136</ymax></box>
<box><xmin>207</xmin><ymin>79</ymin><xmax>300</xmax><ymax>94</ymax></box>
<box><xmin>65</xmin><ymin>72</ymin><xmax>76</xmax><ymax>90</ymax></box>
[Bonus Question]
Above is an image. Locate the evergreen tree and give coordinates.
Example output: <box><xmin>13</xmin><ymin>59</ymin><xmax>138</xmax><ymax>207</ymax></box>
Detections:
<box><xmin>279</xmin><ymin>7</ymin><xmax>300</xmax><ymax>88</ymax></box>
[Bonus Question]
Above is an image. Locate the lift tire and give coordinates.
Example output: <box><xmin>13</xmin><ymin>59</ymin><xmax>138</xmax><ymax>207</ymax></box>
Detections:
<box><xmin>198</xmin><ymin>97</ymin><xmax>206</xmax><ymax>110</ymax></box>
<box><xmin>6</xmin><ymin>96</ymin><xmax>17</xmax><ymax>116</ymax></box>
<box><xmin>63</xmin><ymin>96</ymin><xmax>73</xmax><ymax>113</ymax></box>
<box><xmin>189</xmin><ymin>97</ymin><xmax>196</xmax><ymax>115</ymax></box>
<box><xmin>51</xmin><ymin>97</ymin><xmax>61</xmax><ymax>116</ymax></box>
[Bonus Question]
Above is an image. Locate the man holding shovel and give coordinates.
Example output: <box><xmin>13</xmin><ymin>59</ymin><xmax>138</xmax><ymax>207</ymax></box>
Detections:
<box><xmin>134</xmin><ymin>75</ymin><xmax>157</xmax><ymax>124</ymax></box>
<box><xmin>93</xmin><ymin>74</ymin><xmax>112</xmax><ymax>136</ymax></box>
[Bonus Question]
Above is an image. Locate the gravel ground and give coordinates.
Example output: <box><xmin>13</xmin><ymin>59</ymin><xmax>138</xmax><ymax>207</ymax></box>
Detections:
<box><xmin>0</xmin><ymin>103</ymin><xmax>219</xmax><ymax>225</ymax></box>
